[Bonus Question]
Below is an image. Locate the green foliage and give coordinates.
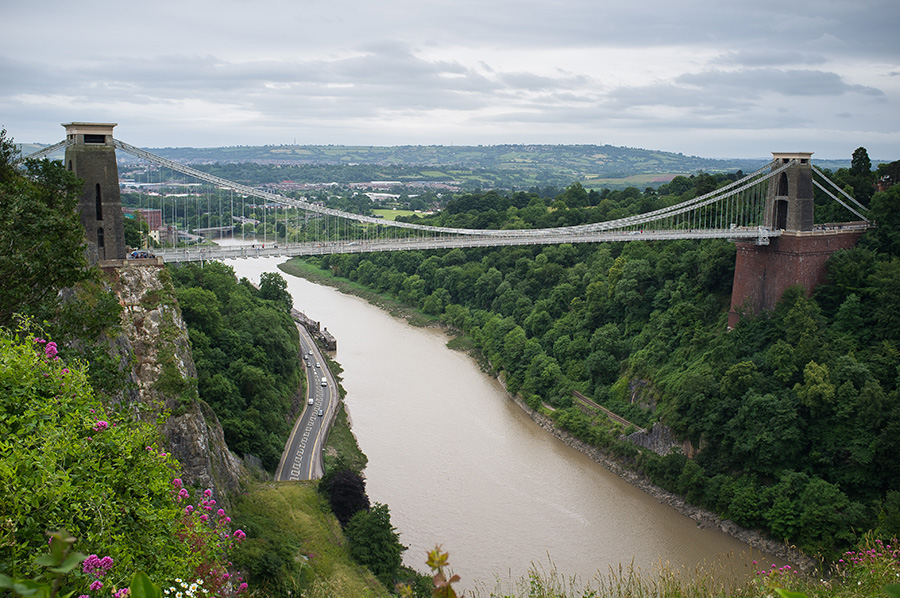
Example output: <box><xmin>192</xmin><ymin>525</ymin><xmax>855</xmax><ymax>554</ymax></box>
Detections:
<box><xmin>344</xmin><ymin>503</ymin><xmax>406</xmax><ymax>589</ymax></box>
<box><xmin>170</xmin><ymin>262</ymin><xmax>301</xmax><ymax>470</ymax></box>
<box><xmin>229</xmin><ymin>482</ymin><xmax>390</xmax><ymax>598</ymax></box>
<box><xmin>0</xmin><ymin>329</ymin><xmax>239</xmax><ymax>592</ymax></box>
<box><xmin>0</xmin><ymin>129</ymin><xmax>90</xmax><ymax>328</ymax></box>
<box><xmin>322</xmin><ymin>469</ymin><xmax>370</xmax><ymax>528</ymax></box>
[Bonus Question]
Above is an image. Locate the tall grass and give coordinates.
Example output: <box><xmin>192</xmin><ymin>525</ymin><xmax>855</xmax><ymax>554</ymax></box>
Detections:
<box><xmin>454</xmin><ymin>536</ymin><xmax>900</xmax><ymax>598</ymax></box>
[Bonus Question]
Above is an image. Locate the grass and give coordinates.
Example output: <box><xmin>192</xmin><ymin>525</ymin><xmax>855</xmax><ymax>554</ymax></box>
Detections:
<box><xmin>373</xmin><ymin>208</ymin><xmax>416</xmax><ymax>221</ymax></box>
<box><xmin>323</xmin><ymin>401</ymin><xmax>368</xmax><ymax>474</ymax></box>
<box><xmin>466</xmin><ymin>536</ymin><xmax>900</xmax><ymax>598</ymax></box>
<box><xmin>231</xmin><ymin>482</ymin><xmax>391</xmax><ymax>598</ymax></box>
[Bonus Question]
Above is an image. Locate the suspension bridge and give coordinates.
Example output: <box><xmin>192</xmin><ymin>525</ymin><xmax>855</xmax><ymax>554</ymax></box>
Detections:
<box><xmin>28</xmin><ymin>124</ymin><xmax>870</xmax><ymax>267</ymax></box>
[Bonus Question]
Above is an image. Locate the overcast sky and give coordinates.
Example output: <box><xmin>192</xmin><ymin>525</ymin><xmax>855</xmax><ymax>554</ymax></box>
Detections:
<box><xmin>1</xmin><ymin>0</ymin><xmax>897</xmax><ymax>159</ymax></box>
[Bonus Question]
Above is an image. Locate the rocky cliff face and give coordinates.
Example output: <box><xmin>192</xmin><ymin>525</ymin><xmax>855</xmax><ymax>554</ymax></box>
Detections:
<box><xmin>111</xmin><ymin>264</ymin><xmax>245</xmax><ymax>505</ymax></box>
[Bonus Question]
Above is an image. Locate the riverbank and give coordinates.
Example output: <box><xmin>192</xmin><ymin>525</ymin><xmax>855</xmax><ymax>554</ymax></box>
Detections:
<box><xmin>277</xmin><ymin>257</ymin><xmax>817</xmax><ymax>575</ymax></box>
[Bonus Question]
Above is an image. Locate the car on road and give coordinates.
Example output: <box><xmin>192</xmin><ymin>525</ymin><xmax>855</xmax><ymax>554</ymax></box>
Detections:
<box><xmin>308</xmin><ymin>397</ymin><xmax>314</xmax><ymax>405</ymax></box>
<box><xmin>317</xmin><ymin>409</ymin><xmax>324</xmax><ymax>417</ymax></box>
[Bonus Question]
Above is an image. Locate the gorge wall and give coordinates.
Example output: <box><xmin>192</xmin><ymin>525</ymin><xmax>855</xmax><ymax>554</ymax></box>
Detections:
<box><xmin>109</xmin><ymin>264</ymin><xmax>246</xmax><ymax>505</ymax></box>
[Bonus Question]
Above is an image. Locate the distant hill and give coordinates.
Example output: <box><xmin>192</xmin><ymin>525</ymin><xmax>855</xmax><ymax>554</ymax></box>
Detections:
<box><xmin>148</xmin><ymin>143</ymin><xmax>773</xmax><ymax>176</ymax></box>
<box><xmin>18</xmin><ymin>141</ymin><xmax>862</xmax><ymax>189</ymax></box>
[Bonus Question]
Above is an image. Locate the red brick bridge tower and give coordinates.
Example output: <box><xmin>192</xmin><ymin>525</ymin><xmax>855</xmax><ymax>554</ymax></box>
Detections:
<box><xmin>727</xmin><ymin>152</ymin><xmax>866</xmax><ymax>328</ymax></box>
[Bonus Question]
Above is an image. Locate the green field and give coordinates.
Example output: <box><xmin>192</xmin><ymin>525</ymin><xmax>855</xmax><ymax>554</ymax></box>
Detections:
<box><xmin>372</xmin><ymin>208</ymin><xmax>416</xmax><ymax>220</ymax></box>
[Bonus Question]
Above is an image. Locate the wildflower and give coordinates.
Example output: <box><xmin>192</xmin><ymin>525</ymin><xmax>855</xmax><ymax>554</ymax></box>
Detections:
<box><xmin>93</xmin><ymin>421</ymin><xmax>109</xmax><ymax>432</ymax></box>
<box><xmin>217</xmin><ymin>508</ymin><xmax>225</xmax><ymax>516</ymax></box>
<box><xmin>45</xmin><ymin>342</ymin><xmax>58</xmax><ymax>360</ymax></box>
<box><xmin>99</xmin><ymin>556</ymin><xmax>113</xmax><ymax>570</ymax></box>
<box><xmin>172</xmin><ymin>478</ymin><xmax>183</xmax><ymax>488</ymax></box>
<box><xmin>178</xmin><ymin>488</ymin><xmax>189</xmax><ymax>501</ymax></box>
<box><xmin>200</xmin><ymin>514</ymin><xmax>209</xmax><ymax>522</ymax></box>
<box><xmin>90</xmin><ymin>580</ymin><xmax>103</xmax><ymax>592</ymax></box>
<box><xmin>233</xmin><ymin>529</ymin><xmax>246</xmax><ymax>541</ymax></box>
<box><xmin>203</xmin><ymin>489</ymin><xmax>212</xmax><ymax>498</ymax></box>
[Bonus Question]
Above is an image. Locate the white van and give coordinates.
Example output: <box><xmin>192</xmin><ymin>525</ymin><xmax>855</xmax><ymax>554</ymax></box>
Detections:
<box><xmin>308</xmin><ymin>397</ymin><xmax>314</xmax><ymax>405</ymax></box>
<box><xmin>321</xmin><ymin>377</ymin><xmax>327</xmax><ymax>387</ymax></box>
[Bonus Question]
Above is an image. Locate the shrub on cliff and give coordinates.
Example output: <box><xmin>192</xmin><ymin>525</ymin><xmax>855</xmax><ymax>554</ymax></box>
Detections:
<box><xmin>0</xmin><ymin>326</ymin><xmax>244</xmax><ymax>594</ymax></box>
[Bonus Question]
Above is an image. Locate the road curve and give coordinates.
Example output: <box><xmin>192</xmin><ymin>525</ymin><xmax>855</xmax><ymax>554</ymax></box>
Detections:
<box><xmin>274</xmin><ymin>324</ymin><xmax>337</xmax><ymax>481</ymax></box>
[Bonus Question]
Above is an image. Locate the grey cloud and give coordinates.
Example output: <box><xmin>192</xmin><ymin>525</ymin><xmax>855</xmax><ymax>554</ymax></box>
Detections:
<box><xmin>713</xmin><ymin>50</ymin><xmax>827</xmax><ymax>68</ymax></box>
<box><xmin>676</xmin><ymin>69</ymin><xmax>884</xmax><ymax>98</ymax></box>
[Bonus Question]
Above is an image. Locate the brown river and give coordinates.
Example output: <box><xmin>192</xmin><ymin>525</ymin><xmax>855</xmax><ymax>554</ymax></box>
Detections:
<box><xmin>230</xmin><ymin>257</ymin><xmax>779</xmax><ymax>592</ymax></box>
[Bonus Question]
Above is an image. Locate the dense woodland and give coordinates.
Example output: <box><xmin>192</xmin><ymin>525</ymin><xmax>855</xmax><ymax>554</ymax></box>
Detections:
<box><xmin>170</xmin><ymin>263</ymin><xmax>300</xmax><ymax>471</ymax></box>
<box><xmin>298</xmin><ymin>152</ymin><xmax>900</xmax><ymax>558</ymax></box>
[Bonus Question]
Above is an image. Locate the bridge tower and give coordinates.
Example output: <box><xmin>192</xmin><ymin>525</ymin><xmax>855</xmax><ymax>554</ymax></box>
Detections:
<box><xmin>728</xmin><ymin>152</ymin><xmax>864</xmax><ymax>328</ymax></box>
<box><xmin>62</xmin><ymin>122</ymin><xmax>126</xmax><ymax>262</ymax></box>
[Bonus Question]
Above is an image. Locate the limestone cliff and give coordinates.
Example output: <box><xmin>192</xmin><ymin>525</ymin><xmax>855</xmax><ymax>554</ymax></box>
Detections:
<box><xmin>110</xmin><ymin>264</ymin><xmax>246</xmax><ymax>505</ymax></box>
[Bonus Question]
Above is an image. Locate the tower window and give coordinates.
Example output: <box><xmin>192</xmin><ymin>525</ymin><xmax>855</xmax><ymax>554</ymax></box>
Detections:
<box><xmin>97</xmin><ymin>227</ymin><xmax>105</xmax><ymax>249</ymax></box>
<box><xmin>84</xmin><ymin>134</ymin><xmax>106</xmax><ymax>144</ymax></box>
<box><xmin>95</xmin><ymin>183</ymin><xmax>103</xmax><ymax>220</ymax></box>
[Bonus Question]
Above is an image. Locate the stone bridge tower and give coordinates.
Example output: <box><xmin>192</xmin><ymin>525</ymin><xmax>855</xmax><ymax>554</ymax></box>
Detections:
<box><xmin>764</xmin><ymin>152</ymin><xmax>815</xmax><ymax>232</ymax></box>
<box><xmin>728</xmin><ymin>152</ymin><xmax>865</xmax><ymax>328</ymax></box>
<box><xmin>63</xmin><ymin>122</ymin><xmax>126</xmax><ymax>262</ymax></box>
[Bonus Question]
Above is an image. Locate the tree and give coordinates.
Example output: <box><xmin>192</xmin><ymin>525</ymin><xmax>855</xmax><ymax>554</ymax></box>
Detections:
<box><xmin>344</xmin><ymin>503</ymin><xmax>405</xmax><ymax>588</ymax></box>
<box><xmin>849</xmin><ymin>147</ymin><xmax>874</xmax><ymax>205</ymax></box>
<box><xmin>324</xmin><ymin>469</ymin><xmax>370</xmax><ymax>527</ymax></box>
<box><xmin>850</xmin><ymin>147</ymin><xmax>872</xmax><ymax>179</ymax></box>
<box><xmin>0</xmin><ymin>129</ymin><xmax>90</xmax><ymax>326</ymax></box>
<box><xmin>258</xmin><ymin>271</ymin><xmax>293</xmax><ymax>312</ymax></box>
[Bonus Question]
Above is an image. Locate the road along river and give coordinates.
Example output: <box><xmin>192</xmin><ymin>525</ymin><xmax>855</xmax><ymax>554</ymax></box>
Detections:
<box><xmin>230</xmin><ymin>257</ymin><xmax>780</xmax><ymax>593</ymax></box>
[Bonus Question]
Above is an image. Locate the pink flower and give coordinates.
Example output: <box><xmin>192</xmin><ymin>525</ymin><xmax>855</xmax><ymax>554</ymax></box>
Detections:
<box><xmin>200</xmin><ymin>514</ymin><xmax>209</xmax><ymax>522</ymax></box>
<box><xmin>89</xmin><ymin>580</ymin><xmax>103</xmax><ymax>592</ymax></box>
<box><xmin>233</xmin><ymin>529</ymin><xmax>246</xmax><ymax>541</ymax></box>
<box><xmin>93</xmin><ymin>420</ymin><xmax>109</xmax><ymax>432</ymax></box>
<box><xmin>217</xmin><ymin>508</ymin><xmax>225</xmax><ymax>516</ymax></box>
<box><xmin>172</xmin><ymin>478</ymin><xmax>183</xmax><ymax>488</ymax></box>
<box><xmin>185</xmin><ymin>505</ymin><xmax>194</xmax><ymax>514</ymax></box>
<box><xmin>178</xmin><ymin>488</ymin><xmax>189</xmax><ymax>501</ymax></box>
<box><xmin>225</xmin><ymin>516</ymin><xmax>231</xmax><ymax>523</ymax></box>
<box><xmin>45</xmin><ymin>342</ymin><xmax>58</xmax><ymax>360</ymax></box>
<box><xmin>203</xmin><ymin>488</ymin><xmax>212</xmax><ymax>498</ymax></box>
